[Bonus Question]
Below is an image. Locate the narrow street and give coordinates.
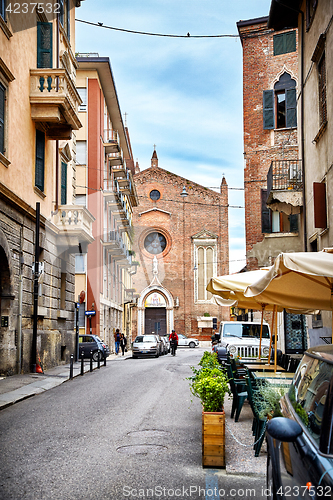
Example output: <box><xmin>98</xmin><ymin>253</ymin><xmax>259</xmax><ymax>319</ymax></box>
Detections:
<box><xmin>0</xmin><ymin>349</ymin><xmax>266</xmax><ymax>500</ymax></box>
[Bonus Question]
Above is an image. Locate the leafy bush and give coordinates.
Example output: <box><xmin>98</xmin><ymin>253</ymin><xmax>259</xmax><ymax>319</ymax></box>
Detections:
<box><xmin>188</xmin><ymin>351</ymin><xmax>230</xmax><ymax>412</ymax></box>
<box><xmin>252</xmin><ymin>383</ymin><xmax>288</xmax><ymax>419</ymax></box>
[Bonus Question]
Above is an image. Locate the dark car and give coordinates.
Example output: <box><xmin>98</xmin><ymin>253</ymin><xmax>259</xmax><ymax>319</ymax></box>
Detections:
<box><xmin>78</xmin><ymin>334</ymin><xmax>110</xmax><ymax>361</ymax></box>
<box><xmin>266</xmin><ymin>345</ymin><xmax>333</xmax><ymax>499</ymax></box>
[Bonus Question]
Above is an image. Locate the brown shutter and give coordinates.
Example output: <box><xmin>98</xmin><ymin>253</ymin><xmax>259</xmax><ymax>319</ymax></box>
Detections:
<box><xmin>313</xmin><ymin>182</ymin><xmax>327</xmax><ymax>228</ymax></box>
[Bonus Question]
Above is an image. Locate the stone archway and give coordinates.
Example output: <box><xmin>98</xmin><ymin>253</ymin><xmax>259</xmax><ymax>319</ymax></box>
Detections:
<box><xmin>137</xmin><ymin>286</ymin><xmax>174</xmax><ymax>336</ymax></box>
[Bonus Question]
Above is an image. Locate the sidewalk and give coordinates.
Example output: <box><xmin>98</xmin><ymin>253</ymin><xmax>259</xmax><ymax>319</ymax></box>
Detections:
<box><xmin>0</xmin><ymin>351</ymin><xmax>130</xmax><ymax>411</ymax></box>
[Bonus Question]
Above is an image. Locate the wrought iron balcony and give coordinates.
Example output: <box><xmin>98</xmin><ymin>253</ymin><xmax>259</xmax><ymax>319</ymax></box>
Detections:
<box><xmin>53</xmin><ymin>205</ymin><xmax>95</xmax><ymax>253</ymax></box>
<box><xmin>30</xmin><ymin>69</ymin><xmax>82</xmax><ymax>139</ymax></box>
<box><xmin>266</xmin><ymin>160</ymin><xmax>303</xmax><ymax>211</ymax></box>
<box><xmin>103</xmin><ymin>230</ymin><xmax>128</xmax><ymax>257</ymax></box>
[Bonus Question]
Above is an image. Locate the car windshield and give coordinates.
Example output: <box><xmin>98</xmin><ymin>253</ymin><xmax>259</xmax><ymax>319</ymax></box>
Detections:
<box><xmin>223</xmin><ymin>324</ymin><xmax>269</xmax><ymax>339</ymax></box>
<box><xmin>135</xmin><ymin>336</ymin><xmax>156</xmax><ymax>343</ymax></box>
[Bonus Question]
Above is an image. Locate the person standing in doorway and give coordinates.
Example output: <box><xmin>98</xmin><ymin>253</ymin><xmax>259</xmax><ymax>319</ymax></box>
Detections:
<box><xmin>120</xmin><ymin>333</ymin><xmax>127</xmax><ymax>356</ymax></box>
<box><xmin>114</xmin><ymin>329</ymin><xmax>121</xmax><ymax>355</ymax></box>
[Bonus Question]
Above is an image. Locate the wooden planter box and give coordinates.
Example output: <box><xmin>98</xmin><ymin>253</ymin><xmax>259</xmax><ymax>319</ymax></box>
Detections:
<box><xmin>202</xmin><ymin>410</ymin><xmax>225</xmax><ymax>468</ymax></box>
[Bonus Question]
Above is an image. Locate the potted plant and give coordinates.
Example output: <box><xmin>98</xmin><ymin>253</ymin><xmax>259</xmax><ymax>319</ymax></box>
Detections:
<box><xmin>188</xmin><ymin>351</ymin><xmax>230</xmax><ymax>468</ymax></box>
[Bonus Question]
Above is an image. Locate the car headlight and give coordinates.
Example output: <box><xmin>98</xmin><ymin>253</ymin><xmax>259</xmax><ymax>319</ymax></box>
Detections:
<box><xmin>262</xmin><ymin>347</ymin><xmax>269</xmax><ymax>356</ymax></box>
<box><xmin>229</xmin><ymin>345</ymin><xmax>237</xmax><ymax>354</ymax></box>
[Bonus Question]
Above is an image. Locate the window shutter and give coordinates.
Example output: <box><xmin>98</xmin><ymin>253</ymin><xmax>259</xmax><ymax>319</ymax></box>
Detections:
<box><xmin>35</xmin><ymin>130</ymin><xmax>45</xmax><ymax>192</ymax></box>
<box><xmin>286</xmin><ymin>88</ymin><xmax>297</xmax><ymax>128</ymax></box>
<box><xmin>261</xmin><ymin>189</ymin><xmax>271</xmax><ymax>233</ymax></box>
<box><xmin>0</xmin><ymin>82</ymin><xmax>5</xmax><ymax>154</ymax></box>
<box><xmin>37</xmin><ymin>22</ymin><xmax>53</xmax><ymax>69</ymax></box>
<box><xmin>273</xmin><ymin>33</ymin><xmax>284</xmax><ymax>56</ymax></box>
<box><xmin>61</xmin><ymin>161</ymin><xmax>67</xmax><ymax>205</ymax></box>
<box><xmin>263</xmin><ymin>90</ymin><xmax>274</xmax><ymax>130</ymax></box>
<box><xmin>313</xmin><ymin>182</ymin><xmax>327</xmax><ymax>228</ymax></box>
<box><xmin>289</xmin><ymin>214</ymin><xmax>299</xmax><ymax>233</ymax></box>
<box><xmin>285</xmin><ymin>31</ymin><xmax>296</xmax><ymax>53</ymax></box>
<box><xmin>0</xmin><ymin>0</ymin><xmax>5</xmax><ymax>20</ymax></box>
<box><xmin>274</xmin><ymin>31</ymin><xmax>296</xmax><ymax>56</ymax></box>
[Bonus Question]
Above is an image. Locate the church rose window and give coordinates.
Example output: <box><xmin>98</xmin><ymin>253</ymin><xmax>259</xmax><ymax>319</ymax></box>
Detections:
<box><xmin>144</xmin><ymin>232</ymin><xmax>166</xmax><ymax>255</ymax></box>
<box><xmin>149</xmin><ymin>189</ymin><xmax>161</xmax><ymax>201</ymax></box>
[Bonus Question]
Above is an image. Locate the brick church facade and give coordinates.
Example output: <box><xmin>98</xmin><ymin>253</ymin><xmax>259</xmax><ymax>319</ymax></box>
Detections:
<box><xmin>131</xmin><ymin>150</ymin><xmax>229</xmax><ymax>339</ymax></box>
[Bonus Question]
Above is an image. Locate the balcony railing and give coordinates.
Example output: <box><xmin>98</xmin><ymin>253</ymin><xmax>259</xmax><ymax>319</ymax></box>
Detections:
<box><xmin>53</xmin><ymin>205</ymin><xmax>95</xmax><ymax>253</ymax></box>
<box><xmin>103</xmin><ymin>179</ymin><xmax>133</xmax><ymax>228</ymax></box>
<box><xmin>267</xmin><ymin>160</ymin><xmax>303</xmax><ymax>195</ymax></box>
<box><xmin>30</xmin><ymin>68</ymin><xmax>82</xmax><ymax>139</ymax></box>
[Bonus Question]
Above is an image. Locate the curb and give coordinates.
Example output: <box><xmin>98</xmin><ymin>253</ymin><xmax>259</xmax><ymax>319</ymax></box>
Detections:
<box><xmin>0</xmin><ymin>354</ymin><xmax>131</xmax><ymax>411</ymax></box>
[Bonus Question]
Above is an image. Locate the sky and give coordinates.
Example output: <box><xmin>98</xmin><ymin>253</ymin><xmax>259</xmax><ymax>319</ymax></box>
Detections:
<box><xmin>75</xmin><ymin>0</ymin><xmax>272</xmax><ymax>273</ymax></box>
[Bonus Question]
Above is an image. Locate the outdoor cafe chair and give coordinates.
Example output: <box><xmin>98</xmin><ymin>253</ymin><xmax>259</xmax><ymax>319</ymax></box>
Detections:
<box><xmin>226</xmin><ymin>363</ymin><xmax>248</xmax><ymax>422</ymax></box>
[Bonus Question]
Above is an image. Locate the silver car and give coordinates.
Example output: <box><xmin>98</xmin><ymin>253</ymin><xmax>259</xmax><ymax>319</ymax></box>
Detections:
<box><xmin>132</xmin><ymin>335</ymin><xmax>160</xmax><ymax>358</ymax></box>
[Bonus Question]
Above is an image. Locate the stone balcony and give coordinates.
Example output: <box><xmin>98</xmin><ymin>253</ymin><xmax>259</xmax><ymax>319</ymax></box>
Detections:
<box><xmin>53</xmin><ymin>205</ymin><xmax>95</xmax><ymax>253</ymax></box>
<box><xmin>30</xmin><ymin>68</ymin><xmax>82</xmax><ymax>140</ymax></box>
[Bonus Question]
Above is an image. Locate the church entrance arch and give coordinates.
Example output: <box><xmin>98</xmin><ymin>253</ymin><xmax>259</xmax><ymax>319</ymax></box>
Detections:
<box><xmin>144</xmin><ymin>292</ymin><xmax>167</xmax><ymax>335</ymax></box>
<box><xmin>137</xmin><ymin>287</ymin><xmax>174</xmax><ymax>337</ymax></box>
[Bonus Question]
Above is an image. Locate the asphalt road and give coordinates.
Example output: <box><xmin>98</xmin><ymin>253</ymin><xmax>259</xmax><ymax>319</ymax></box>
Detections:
<box><xmin>0</xmin><ymin>348</ymin><xmax>266</xmax><ymax>500</ymax></box>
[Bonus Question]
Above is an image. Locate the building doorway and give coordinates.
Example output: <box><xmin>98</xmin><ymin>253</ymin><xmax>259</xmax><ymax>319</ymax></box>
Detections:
<box><xmin>145</xmin><ymin>307</ymin><xmax>167</xmax><ymax>335</ymax></box>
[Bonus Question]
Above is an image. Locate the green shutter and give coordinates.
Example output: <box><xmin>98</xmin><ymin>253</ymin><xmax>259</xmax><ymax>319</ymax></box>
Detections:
<box><xmin>261</xmin><ymin>189</ymin><xmax>271</xmax><ymax>233</ymax></box>
<box><xmin>0</xmin><ymin>83</ymin><xmax>5</xmax><ymax>155</ymax></box>
<box><xmin>37</xmin><ymin>22</ymin><xmax>53</xmax><ymax>69</ymax></box>
<box><xmin>61</xmin><ymin>161</ymin><xmax>67</xmax><ymax>205</ymax></box>
<box><xmin>285</xmin><ymin>31</ymin><xmax>296</xmax><ymax>53</ymax></box>
<box><xmin>289</xmin><ymin>214</ymin><xmax>299</xmax><ymax>233</ymax></box>
<box><xmin>273</xmin><ymin>33</ymin><xmax>284</xmax><ymax>56</ymax></box>
<box><xmin>35</xmin><ymin>130</ymin><xmax>45</xmax><ymax>192</ymax></box>
<box><xmin>263</xmin><ymin>90</ymin><xmax>274</xmax><ymax>130</ymax></box>
<box><xmin>274</xmin><ymin>31</ymin><xmax>296</xmax><ymax>56</ymax></box>
<box><xmin>286</xmin><ymin>88</ymin><xmax>297</xmax><ymax>128</ymax></box>
<box><xmin>66</xmin><ymin>0</ymin><xmax>70</xmax><ymax>40</ymax></box>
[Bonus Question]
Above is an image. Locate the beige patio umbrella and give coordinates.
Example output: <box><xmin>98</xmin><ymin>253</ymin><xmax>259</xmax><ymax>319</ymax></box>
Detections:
<box><xmin>245</xmin><ymin>250</ymin><xmax>333</xmax><ymax>342</ymax></box>
<box><xmin>207</xmin><ymin>269</ymin><xmax>281</xmax><ymax>361</ymax></box>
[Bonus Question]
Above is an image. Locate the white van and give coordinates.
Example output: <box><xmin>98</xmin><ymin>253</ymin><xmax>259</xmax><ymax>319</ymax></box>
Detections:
<box><xmin>218</xmin><ymin>321</ymin><xmax>271</xmax><ymax>361</ymax></box>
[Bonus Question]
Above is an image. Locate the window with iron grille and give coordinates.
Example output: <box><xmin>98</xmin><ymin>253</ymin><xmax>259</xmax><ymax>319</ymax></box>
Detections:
<box><xmin>318</xmin><ymin>52</ymin><xmax>327</xmax><ymax>126</ymax></box>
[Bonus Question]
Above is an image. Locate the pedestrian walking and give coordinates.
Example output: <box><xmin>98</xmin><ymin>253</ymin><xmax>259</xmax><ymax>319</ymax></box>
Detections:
<box><xmin>114</xmin><ymin>329</ymin><xmax>121</xmax><ymax>355</ymax></box>
<box><xmin>120</xmin><ymin>333</ymin><xmax>127</xmax><ymax>356</ymax></box>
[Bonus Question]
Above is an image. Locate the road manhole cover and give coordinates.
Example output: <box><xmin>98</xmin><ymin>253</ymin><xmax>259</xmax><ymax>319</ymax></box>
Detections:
<box><xmin>127</xmin><ymin>429</ymin><xmax>171</xmax><ymax>439</ymax></box>
<box><xmin>117</xmin><ymin>444</ymin><xmax>167</xmax><ymax>455</ymax></box>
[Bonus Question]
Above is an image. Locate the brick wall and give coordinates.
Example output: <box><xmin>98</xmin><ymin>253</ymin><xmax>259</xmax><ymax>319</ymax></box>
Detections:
<box><xmin>238</xmin><ymin>19</ymin><xmax>299</xmax><ymax>269</ymax></box>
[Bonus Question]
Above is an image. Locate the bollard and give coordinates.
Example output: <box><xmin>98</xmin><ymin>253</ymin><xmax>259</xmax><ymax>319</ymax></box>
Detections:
<box><xmin>104</xmin><ymin>352</ymin><xmax>107</xmax><ymax>366</ymax></box>
<box><xmin>97</xmin><ymin>350</ymin><xmax>100</xmax><ymax>369</ymax></box>
<box><xmin>69</xmin><ymin>354</ymin><xmax>74</xmax><ymax>379</ymax></box>
<box><xmin>90</xmin><ymin>350</ymin><xmax>93</xmax><ymax>372</ymax></box>
<box><xmin>80</xmin><ymin>350</ymin><xmax>84</xmax><ymax>376</ymax></box>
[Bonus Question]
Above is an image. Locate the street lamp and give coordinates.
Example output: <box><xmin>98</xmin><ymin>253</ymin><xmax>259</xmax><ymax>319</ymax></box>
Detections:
<box><xmin>180</xmin><ymin>186</ymin><xmax>188</xmax><ymax>198</ymax></box>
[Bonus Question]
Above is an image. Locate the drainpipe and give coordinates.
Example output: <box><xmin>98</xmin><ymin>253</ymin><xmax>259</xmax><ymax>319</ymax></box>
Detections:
<box><xmin>17</xmin><ymin>225</ymin><xmax>23</xmax><ymax>374</ymax></box>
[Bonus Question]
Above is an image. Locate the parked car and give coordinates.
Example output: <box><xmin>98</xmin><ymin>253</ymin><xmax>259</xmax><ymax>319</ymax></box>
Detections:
<box><xmin>218</xmin><ymin>321</ymin><xmax>271</xmax><ymax>361</ymax></box>
<box><xmin>266</xmin><ymin>344</ymin><xmax>333</xmax><ymax>499</ymax></box>
<box><xmin>160</xmin><ymin>336</ymin><xmax>170</xmax><ymax>355</ymax></box>
<box><xmin>132</xmin><ymin>335</ymin><xmax>160</xmax><ymax>358</ymax></box>
<box><xmin>78</xmin><ymin>334</ymin><xmax>110</xmax><ymax>361</ymax></box>
<box><xmin>177</xmin><ymin>334</ymin><xmax>199</xmax><ymax>348</ymax></box>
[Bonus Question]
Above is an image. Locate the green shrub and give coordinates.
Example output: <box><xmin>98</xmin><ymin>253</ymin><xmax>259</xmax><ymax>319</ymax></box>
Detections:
<box><xmin>188</xmin><ymin>351</ymin><xmax>230</xmax><ymax>412</ymax></box>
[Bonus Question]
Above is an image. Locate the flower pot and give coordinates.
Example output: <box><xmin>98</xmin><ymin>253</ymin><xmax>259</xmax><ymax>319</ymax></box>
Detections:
<box><xmin>202</xmin><ymin>409</ymin><xmax>225</xmax><ymax>468</ymax></box>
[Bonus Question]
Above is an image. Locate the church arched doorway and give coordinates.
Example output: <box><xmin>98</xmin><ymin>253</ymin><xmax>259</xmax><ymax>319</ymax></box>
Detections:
<box><xmin>144</xmin><ymin>292</ymin><xmax>167</xmax><ymax>335</ymax></box>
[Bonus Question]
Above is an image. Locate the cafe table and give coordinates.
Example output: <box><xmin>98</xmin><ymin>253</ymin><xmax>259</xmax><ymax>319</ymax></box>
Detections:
<box><xmin>243</xmin><ymin>363</ymin><xmax>286</xmax><ymax>372</ymax></box>
<box><xmin>252</xmin><ymin>371</ymin><xmax>295</xmax><ymax>386</ymax></box>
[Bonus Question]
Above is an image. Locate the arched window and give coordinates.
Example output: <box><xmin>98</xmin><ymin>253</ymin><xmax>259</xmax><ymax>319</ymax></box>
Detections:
<box><xmin>196</xmin><ymin>246</ymin><xmax>215</xmax><ymax>302</ymax></box>
<box><xmin>263</xmin><ymin>73</ymin><xmax>297</xmax><ymax>130</ymax></box>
